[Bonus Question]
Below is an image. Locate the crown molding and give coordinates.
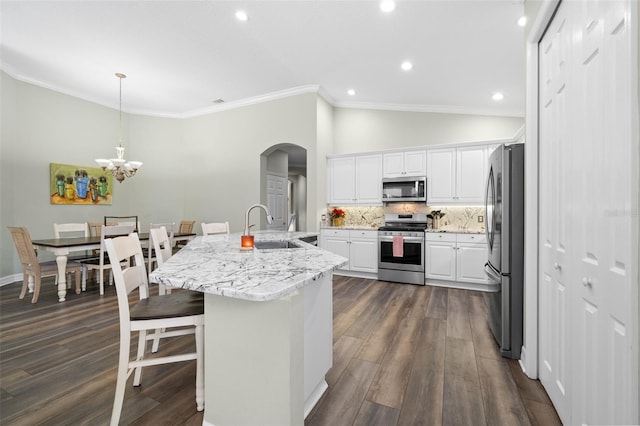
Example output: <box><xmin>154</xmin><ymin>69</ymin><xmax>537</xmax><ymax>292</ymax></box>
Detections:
<box><xmin>179</xmin><ymin>85</ymin><xmax>324</xmax><ymax>118</ymax></box>
<box><xmin>3</xmin><ymin>66</ymin><xmax>523</xmax><ymax>119</ymax></box>
<box><xmin>332</xmin><ymin>100</ymin><xmax>524</xmax><ymax>118</ymax></box>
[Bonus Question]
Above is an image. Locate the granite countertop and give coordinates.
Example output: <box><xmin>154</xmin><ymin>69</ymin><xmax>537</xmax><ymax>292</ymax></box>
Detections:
<box><xmin>426</xmin><ymin>229</ymin><xmax>485</xmax><ymax>234</ymax></box>
<box><xmin>149</xmin><ymin>231</ymin><xmax>348</xmax><ymax>302</ymax></box>
<box><xmin>321</xmin><ymin>225</ymin><xmax>379</xmax><ymax>230</ymax></box>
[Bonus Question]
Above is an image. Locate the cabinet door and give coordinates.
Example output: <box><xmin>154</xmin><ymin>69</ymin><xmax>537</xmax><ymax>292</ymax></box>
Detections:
<box><xmin>321</xmin><ymin>235</ymin><xmax>350</xmax><ymax>270</ymax></box>
<box><xmin>456</xmin><ymin>243</ymin><xmax>489</xmax><ymax>283</ymax></box>
<box><xmin>349</xmin><ymin>236</ymin><xmax>378</xmax><ymax>273</ymax></box>
<box><xmin>456</xmin><ymin>146</ymin><xmax>487</xmax><ymax>203</ymax></box>
<box><xmin>382</xmin><ymin>152</ymin><xmax>405</xmax><ymax>177</ymax></box>
<box><xmin>425</xmin><ymin>241</ymin><xmax>456</xmax><ymax>281</ymax></box>
<box><xmin>403</xmin><ymin>150</ymin><xmax>427</xmax><ymax>176</ymax></box>
<box><xmin>328</xmin><ymin>157</ymin><xmax>355</xmax><ymax>204</ymax></box>
<box><xmin>355</xmin><ymin>155</ymin><xmax>382</xmax><ymax>203</ymax></box>
<box><xmin>427</xmin><ymin>148</ymin><xmax>456</xmax><ymax>203</ymax></box>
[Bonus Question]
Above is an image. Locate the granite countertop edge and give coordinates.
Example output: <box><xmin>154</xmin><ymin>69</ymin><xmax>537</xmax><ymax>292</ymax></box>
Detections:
<box><xmin>150</xmin><ymin>231</ymin><xmax>348</xmax><ymax>302</ymax></box>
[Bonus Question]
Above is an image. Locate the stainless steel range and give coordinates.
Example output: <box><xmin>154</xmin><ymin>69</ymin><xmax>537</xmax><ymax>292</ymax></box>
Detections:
<box><xmin>378</xmin><ymin>213</ymin><xmax>426</xmax><ymax>285</ymax></box>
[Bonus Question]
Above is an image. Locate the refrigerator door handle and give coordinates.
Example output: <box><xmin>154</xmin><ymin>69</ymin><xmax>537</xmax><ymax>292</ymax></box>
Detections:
<box><xmin>484</xmin><ymin>262</ymin><xmax>502</xmax><ymax>282</ymax></box>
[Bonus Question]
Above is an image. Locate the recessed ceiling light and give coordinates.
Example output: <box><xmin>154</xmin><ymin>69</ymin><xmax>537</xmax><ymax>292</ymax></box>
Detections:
<box><xmin>518</xmin><ymin>16</ymin><xmax>527</xmax><ymax>27</ymax></box>
<box><xmin>492</xmin><ymin>92</ymin><xmax>504</xmax><ymax>101</ymax></box>
<box><xmin>380</xmin><ymin>1</ymin><xmax>396</xmax><ymax>13</ymax></box>
<box><xmin>235</xmin><ymin>10</ymin><xmax>248</xmax><ymax>21</ymax></box>
<box><xmin>347</xmin><ymin>89</ymin><xmax>356</xmax><ymax>96</ymax></box>
<box><xmin>401</xmin><ymin>61</ymin><xmax>413</xmax><ymax>71</ymax></box>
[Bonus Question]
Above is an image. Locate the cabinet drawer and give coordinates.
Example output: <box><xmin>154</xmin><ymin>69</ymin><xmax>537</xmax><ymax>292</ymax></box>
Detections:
<box><xmin>321</xmin><ymin>229</ymin><xmax>350</xmax><ymax>238</ymax></box>
<box><xmin>350</xmin><ymin>230</ymin><xmax>377</xmax><ymax>239</ymax></box>
<box><xmin>457</xmin><ymin>233</ymin><xmax>486</xmax><ymax>244</ymax></box>
<box><xmin>425</xmin><ymin>233</ymin><xmax>457</xmax><ymax>243</ymax></box>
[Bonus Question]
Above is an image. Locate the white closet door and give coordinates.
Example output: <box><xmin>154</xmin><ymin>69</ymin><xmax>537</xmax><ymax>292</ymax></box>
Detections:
<box><xmin>538</xmin><ymin>0</ymin><xmax>638</xmax><ymax>424</ymax></box>
<box><xmin>571</xmin><ymin>1</ymin><xmax>636</xmax><ymax>424</ymax></box>
<box><xmin>538</xmin><ymin>3</ymin><xmax>572</xmax><ymax>421</ymax></box>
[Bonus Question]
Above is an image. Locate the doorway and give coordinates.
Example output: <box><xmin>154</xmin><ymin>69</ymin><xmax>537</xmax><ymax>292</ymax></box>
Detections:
<box><xmin>261</xmin><ymin>144</ymin><xmax>307</xmax><ymax>232</ymax></box>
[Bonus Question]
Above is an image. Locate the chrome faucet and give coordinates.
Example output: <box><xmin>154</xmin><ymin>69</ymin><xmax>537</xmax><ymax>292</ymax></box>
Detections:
<box><xmin>244</xmin><ymin>203</ymin><xmax>274</xmax><ymax>235</ymax></box>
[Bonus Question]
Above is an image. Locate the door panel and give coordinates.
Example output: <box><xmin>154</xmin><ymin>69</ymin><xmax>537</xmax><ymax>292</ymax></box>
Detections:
<box><xmin>266</xmin><ymin>174</ymin><xmax>287</xmax><ymax>230</ymax></box>
<box><xmin>425</xmin><ymin>242</ymin><xmax>455</xmax><ymax>281</ymax></box>
<box><xmin>538</xmin><ymin>3</ymin><xmax>572</xmax><ymax>421</ymax></box>
<box><xmin>538</xmin><ymin>1</ymin><xmax>638</xmax><ymax>424</ymax></box>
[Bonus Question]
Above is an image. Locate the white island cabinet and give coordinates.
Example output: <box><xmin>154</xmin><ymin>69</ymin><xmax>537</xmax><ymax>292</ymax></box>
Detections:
<box><xmin>150</xmin><ymin>231</ymin><xmax>347</xmax><ymax>426</ymax></box>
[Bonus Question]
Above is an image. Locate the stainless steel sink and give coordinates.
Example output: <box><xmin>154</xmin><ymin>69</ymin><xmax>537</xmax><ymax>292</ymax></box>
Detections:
<box><xmin>254</xmin><ymin>240</ymin><xmax>301</xmax><ymax>250</ymax></box>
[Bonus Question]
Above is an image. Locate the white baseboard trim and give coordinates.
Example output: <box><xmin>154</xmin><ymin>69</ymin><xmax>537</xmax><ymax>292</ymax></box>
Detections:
<box><xmin>304</xmin><ymin>379</ymin><xmax>328</xmax><ymax>419</ymax></box>
<box><xmin>333</xmin><ymin>270</ymin><xmax>378</xmax><ymax>280</ymax></box>
<box><xmin>1</xmin><ymin>274</ymin><xmax>22</xmax><ymax>287</ymax></box>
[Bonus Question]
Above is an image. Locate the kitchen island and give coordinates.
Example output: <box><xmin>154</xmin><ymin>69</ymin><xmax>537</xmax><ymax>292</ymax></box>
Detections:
<box><xmin>149</xmin><ymin>231</ymin><xmax>347</xmax><ymax>426</ymax></box>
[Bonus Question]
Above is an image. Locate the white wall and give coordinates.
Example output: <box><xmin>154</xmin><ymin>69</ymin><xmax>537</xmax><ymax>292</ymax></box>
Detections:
<box><xmin>0</xmin><ymin>74</ymin><xmax>318</xmax><ymax>277</ymax></box>
<box><xmin>333</xmin><ymin>108</ymin><xmax>523</xmax><ymax>154</ymax></box>
<box><xmin>1</xmin><ymin>72</ymin><xmax>524</xmax><ymax>278</ymax></box>
<box><xmin>180</xmin><ymin>93</ymin><xmax>318</xmax><ymax>236</ymax></box>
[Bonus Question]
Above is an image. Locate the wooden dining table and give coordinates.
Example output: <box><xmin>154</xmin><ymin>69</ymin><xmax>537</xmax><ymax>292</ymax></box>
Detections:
<box><xmin>31</xmin><ymin>232</ymin><xmax>195</xmax><ymax>302</ymax></box>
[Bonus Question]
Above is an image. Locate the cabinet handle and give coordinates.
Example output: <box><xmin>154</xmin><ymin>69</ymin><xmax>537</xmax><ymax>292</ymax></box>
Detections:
<box><xmin>582</xmin><ymin>277</ymin><xmax>593</xmax><ymax>287</ymax></box>
<box><xmin>553</xmin><ymin>262</ymin><xmax>561</xmax><ymax>271</ymax></box>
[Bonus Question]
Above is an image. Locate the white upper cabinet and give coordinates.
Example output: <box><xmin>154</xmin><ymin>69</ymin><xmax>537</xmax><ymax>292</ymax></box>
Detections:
<box><xmin>455</xmin><ymin>146</ymin><xmax>487</xmax><ymax>203</ymax></box>
<box><xmin>383</xmin><ymin>150</ymin><xmax>426</xmax><ymax>178</ymax></box>
<box><xmin>355</xmin><ymin>155</ymin><xmax>383</xmax><ymax>204</ymax></box>
<box><xmin>327</xmin><ymin>157</ymin><xmax>356</xmax><ymax>204</ymax></box>
<box><xmin>427</xmin><ymin>145</ymin><xmax>486</xmax><ymax>204</ymax></box>
<box><xmin>327</xmin><ymin>154</ymin><xmax>382</xmax><ymax>205</ymax></box>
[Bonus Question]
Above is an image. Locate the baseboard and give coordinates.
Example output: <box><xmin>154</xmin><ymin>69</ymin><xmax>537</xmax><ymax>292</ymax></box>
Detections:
<box><xmin>333</xmin><ymin>270</ymin><xmax>378</xmax><ymax>280</ymax></box>
<box><xmin>1</xmin><ymin>274</ymin><xmax>21</xmax><ymax>287</ymax></box>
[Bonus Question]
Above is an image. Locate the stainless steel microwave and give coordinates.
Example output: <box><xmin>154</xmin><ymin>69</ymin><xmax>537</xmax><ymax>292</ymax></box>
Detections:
<box><xmin>381</xmin><ymin>176</ymin><xmax>427</xmax><ymax>202</ymax></box>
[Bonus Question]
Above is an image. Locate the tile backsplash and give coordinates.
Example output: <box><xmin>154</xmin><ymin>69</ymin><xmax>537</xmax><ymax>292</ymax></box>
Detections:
<box><xmin>326</xmin><ymin>204</ymin><xmax>486</xmax><ymax>233</ymax></box>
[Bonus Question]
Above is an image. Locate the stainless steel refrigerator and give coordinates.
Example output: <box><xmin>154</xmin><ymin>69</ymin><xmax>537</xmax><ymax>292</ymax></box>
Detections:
<box><xmin>484</xmin><ymin>143</ymin><xmax>524</xmax><ymax>359</ymax></box>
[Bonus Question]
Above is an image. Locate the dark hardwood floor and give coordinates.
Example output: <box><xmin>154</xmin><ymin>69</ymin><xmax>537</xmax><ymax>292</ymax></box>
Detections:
<box><xmin>0</xmin><ymin>275</ymin><xmax>561</xmax><ymax>425</ymax></box>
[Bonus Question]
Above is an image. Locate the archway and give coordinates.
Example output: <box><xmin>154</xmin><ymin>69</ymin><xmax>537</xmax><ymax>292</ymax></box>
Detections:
<box><xmin>260</xmin><ymin>143</ymin><xmax>307</xmax><ymax>231</ymax></box>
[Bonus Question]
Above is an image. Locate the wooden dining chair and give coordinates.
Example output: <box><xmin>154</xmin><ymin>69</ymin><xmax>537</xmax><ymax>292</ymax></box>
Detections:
<box><xmin>104</xmin><ymin>215</ymin><xmax>140</xmax><ymax>233</ymax></box>
<box><xmin>84</xmin><ymin>224</ymin><xmax>135</xmax><ymax>295</ymax></box>
<box><xmin>201</xmin><ymin>221</ymin><xmax>230</xmax><ymax>236</ymax></box>
<box><xmin>104</xmin><ymin>232</ymin><xmax>204</xmax><ymax>425</ymax></box>
<box><xmin>175</xmin><ymin>220</ymin><xmax>196</xmax><ymax>248</ymax></box>
<box><xmin>7</xmin><ymin>226</ymin><xmax>83</xmax><ymax>303</ymax></box>
<box><xmin>88</xmin><ymin>221</ymin><xmax>116</xmax><ymax>238</ymax></box>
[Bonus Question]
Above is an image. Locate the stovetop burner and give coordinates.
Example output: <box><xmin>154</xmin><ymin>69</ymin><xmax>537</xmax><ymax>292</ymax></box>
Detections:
<box><xmin>378</xmin><ymin>223</ymin><xmax>427</xmax><ymax>232</ymax></box>
<box><xmin>378</xmin><ymin>213</ymin><xmax>427</xmax><ymax>233</ymax></box>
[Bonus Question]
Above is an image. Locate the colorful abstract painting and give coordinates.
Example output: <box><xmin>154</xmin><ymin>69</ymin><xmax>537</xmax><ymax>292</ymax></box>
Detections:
<box><xmin>50</xmin><ymin>163</ymin><xmax>113</xmax><ymax>205</ymax></box>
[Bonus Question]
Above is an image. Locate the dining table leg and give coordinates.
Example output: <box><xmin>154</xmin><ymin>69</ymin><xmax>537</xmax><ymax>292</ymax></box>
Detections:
<box><xmin>55</xmin><ymin>254</ymin><xmax>68</xmax><ymax>302</ymax></box>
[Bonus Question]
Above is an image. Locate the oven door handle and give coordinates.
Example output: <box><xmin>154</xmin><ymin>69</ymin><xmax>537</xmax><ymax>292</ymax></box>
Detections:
<box><xmin>379</xmin><ymin>236</ymin><xmax>424</xmax><ymax>243</ymax></box>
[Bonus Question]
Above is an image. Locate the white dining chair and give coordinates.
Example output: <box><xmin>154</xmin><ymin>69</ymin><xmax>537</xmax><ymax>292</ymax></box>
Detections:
<box><xmin>104</xmin><ymin>232</ymin><xmax>204</xmax><ymax>425</ymax></box>
<box><xmin>148</xmin><ymin>226</ymin><xmax>174</xmax><ymax>295</ymax></box>
<box><xmin>53</xmin><ymin>222</ymin><xmax>93</xmax><ymax>290</ymax></box>
<box><xmin>149</xmin><ymin>225</ymin><xmax>189</xmax><ymax>352</ymax></box>
<box><xmin>85</xmin><ymin>224</ymin><xmax>135</xmax><ymax>295</ymax></box>
<box><xmin>147</xmin><ymin>222</ymin><xmax>175</xmax><ymax>275</ymax></box>
<box><xmin>201</xmin><ymin>221</ymin><xmax>230</xmax><ymax>236</ymax></box>
<box><xmin>104</xmin><ymin>215</ymin><xmax>140</xmax><ymax>233</ymax></box>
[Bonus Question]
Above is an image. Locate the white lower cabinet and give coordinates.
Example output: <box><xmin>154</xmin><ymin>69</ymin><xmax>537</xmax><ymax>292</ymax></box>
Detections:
<box><xmin>425</xmin><ymin>233</ymin><xmax>489</xmax><ymax>288</ymax></box>
<box><xmin>320</xmin><ymin>229</ymin><xmax>378</xmax><ymax>274</ymax></box>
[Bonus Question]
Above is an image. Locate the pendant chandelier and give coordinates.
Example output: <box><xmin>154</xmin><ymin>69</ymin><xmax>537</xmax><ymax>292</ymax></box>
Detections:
<box><xmin>95</xmin><ymin>73</ymin><xmax>142</xmax><ymax>183</ymax></box>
